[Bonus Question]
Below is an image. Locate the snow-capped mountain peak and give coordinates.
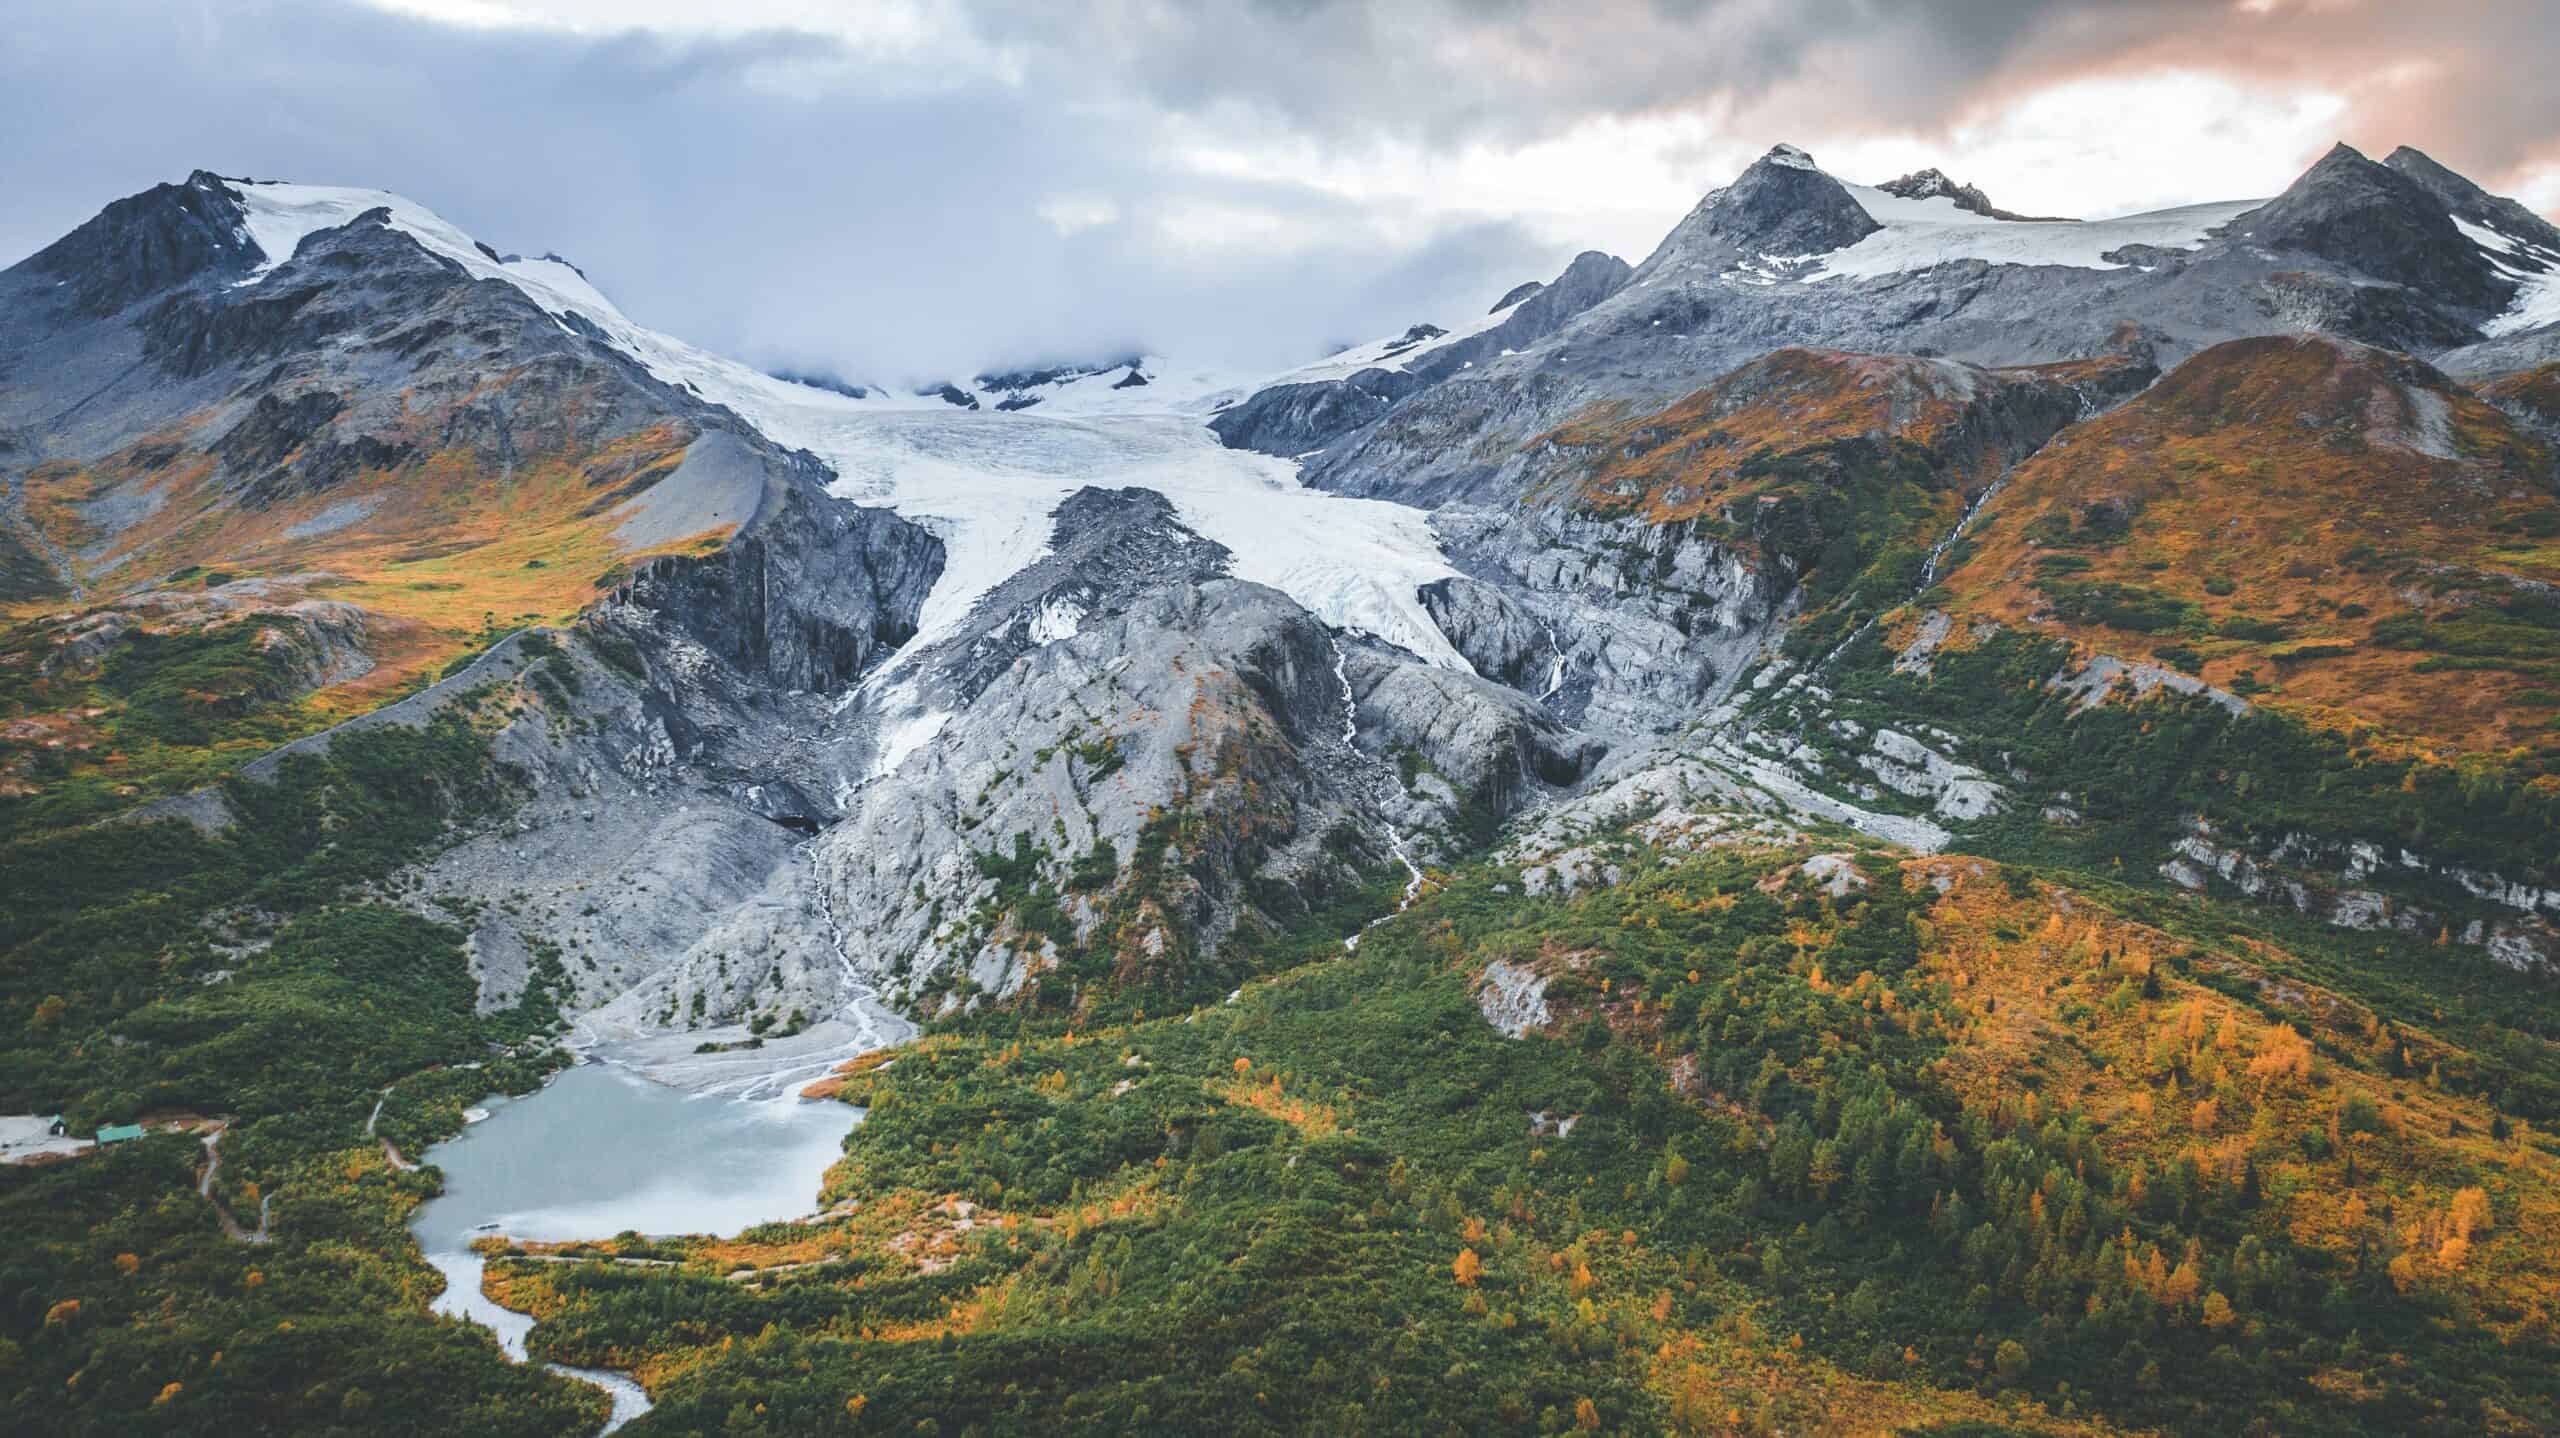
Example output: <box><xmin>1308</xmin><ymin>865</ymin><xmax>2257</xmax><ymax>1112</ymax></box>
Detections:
<box><xmin>1631</xmin><ymin>144</ymin><xmax>2263</xmax><ymax>290</ymax></box>
<box><xmin>1633</xmin><ymin>142</ymin><xmax>1880</xmax><ymax>281</ymax></box>
<box><xmin>231</xmin><ymin>178</ymin><xmax>600</xmax><ymax>302</ymax></box>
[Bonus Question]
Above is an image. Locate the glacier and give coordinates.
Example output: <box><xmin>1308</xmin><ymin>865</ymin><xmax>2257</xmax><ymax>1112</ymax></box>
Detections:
<box><xmin>229</xmin><ymin>180</ymin><xmax>1470</xmax><ymax>677</ymax></box>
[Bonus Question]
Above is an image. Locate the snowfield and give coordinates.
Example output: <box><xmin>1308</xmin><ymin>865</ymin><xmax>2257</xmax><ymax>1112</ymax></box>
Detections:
<box><xmin>969</xmin><ymin>358</ymin><xmax>1251</xmax><ymax>416</ymax></box>
<box><xmin>231</xmin><ymin>181</ymin><xmax>1470</xmax><ymax>679</ymax></box>
<box><xmin>1815</xmin><ymin>185</ymin><xmax>2267</xmax><ymax>281</ymax></box>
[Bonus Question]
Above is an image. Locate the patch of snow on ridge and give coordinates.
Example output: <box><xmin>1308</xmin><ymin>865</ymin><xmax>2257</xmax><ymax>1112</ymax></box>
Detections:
<box><xmin>2484</xmin><ymin>273</ymin><xmax>2560</xmax><ymax>339</ymax></box>
<box><xmin>227</xmin><ymin>181</ymin><xmax>1471</xmax><ymax>677</ymax></box>
<box><xmin>870</xmin><ymin>699</ymin><xmax>952</xmax><ymax>780</ymax></box>
<box><xmin>235</xmin><ymin>182</ymin><xmax>486</xmax><ymax>284</ymax></box>
<box><xmin>233</xmin><ymin>182</ymin><xmax>656</xmax><ymax>331</ymax></box>
<box><xmin>2455</xmin><ymin>216</ymin><xmax>2560</xmax><ymax>338</ymax></box>
<box><xmin>1273</xmin><ymin>290</ymin><xmax>1535</xmax><ymax>386</ymax></box>
<box><xmin>1810</xmin><ymin>187</ymin><xmax>2264</xmax><ymax>281</ymax></box>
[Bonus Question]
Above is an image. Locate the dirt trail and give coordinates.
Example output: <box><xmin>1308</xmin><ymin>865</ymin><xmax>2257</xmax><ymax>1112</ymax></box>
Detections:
<box><xmin>196</xmin><ymin>1126</ymin><xmax>271</xmax><ymax>1244</ymax></box>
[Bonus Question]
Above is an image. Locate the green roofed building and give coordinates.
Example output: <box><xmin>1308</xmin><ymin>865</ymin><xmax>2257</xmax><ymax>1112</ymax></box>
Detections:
<box><xmin>95</xmin><ymin>1124</ymin><xmax>145</xmax><ymax>1144</ymax></box>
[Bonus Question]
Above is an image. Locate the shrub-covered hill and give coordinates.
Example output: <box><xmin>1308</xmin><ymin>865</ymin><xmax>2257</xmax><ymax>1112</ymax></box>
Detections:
<box><xmin>1927</xmin><ymin>334</ymin><xmax>2560</xmax><ymax>759</ymax></box>
<box><xmin>475</xmin><ymin>835</ymin><xmax>2560</xmax><ymax>1436</ymax></box>
<box><xmin>1536</xmin><ymin>345</ymin><xmax>2147</xmax><ymax>529</ymax></box>
<box><xmin>0</xmin><ymin>704</ymin><xmax>602</xmax><ymax>1436</ymax></box>
<box><xmin>1679</xmin><ymin>334</ymin><xmax>2560</xmax><ymax>983</ymax></box>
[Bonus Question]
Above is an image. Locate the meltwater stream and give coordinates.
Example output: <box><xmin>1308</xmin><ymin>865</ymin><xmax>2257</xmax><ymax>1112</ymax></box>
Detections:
<box><xmin>411</xmin><ymin>1063</ymin><xmax>861</xmax><ymax>1433</ymax></box>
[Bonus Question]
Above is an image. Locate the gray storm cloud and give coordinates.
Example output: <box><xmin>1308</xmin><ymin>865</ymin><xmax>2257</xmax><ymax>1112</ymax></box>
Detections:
<box><xmin>956</xmin><ymin>0</ymin><xmax>2560</xmax><ymax>178</ymax></box>
<box><xmin>3</xmin><ymin>0</ymin><xmax>2554</xmax><ymax>381</ymax></box>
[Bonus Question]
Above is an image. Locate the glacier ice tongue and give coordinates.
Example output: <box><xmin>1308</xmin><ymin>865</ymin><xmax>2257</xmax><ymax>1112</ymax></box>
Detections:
<box><xmin>225</xmin><ymin>180</ymin><xmax>1472</xmax><ymax>680</ymax></box>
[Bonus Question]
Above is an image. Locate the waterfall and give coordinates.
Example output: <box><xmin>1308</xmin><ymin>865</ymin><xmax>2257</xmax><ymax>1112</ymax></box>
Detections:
<box><xmin>1813</xmin><ymin>479</ymin><xmax>2005</xmax><ymax>676</ymax></box>
<box><xmin>1329</xmin><ymin>638</ymin><xmax>1426</xmax><ymax>951</ymax></box>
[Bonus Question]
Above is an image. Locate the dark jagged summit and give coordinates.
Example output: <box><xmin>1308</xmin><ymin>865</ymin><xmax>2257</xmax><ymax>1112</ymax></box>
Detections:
<box><xmin>1704</xmin><ymin>143</ymin><xmax>1880</xmax><ymax>256</ymax></box>
<box><xmin>1503</xmin><ymin>251</ymin><xmax>1632</xmax><ymax>331</ymax></box>
<box><xmin>1636</xmin><ymin>143</ymin><xmax>1880</xmax><ymax>279</ymax></box>
<box><xmin>1877</xmin><ymin>167</ymin><xmax>2074</xmax><ymax>223</ymax></box>
<box><xmin>20</xmin><ymin>169</ymin><xmax>259</xmax><ymax>316</ymax></box>
<box><xmin>2385</xmin><ymin>145</ymin><xmax>2560</xmax><ymax>262</ymax></box>
<box><xmin>2235</xmin><ymin>141</ymin><xmax>2514</xmax><ymax>313</ymax></box>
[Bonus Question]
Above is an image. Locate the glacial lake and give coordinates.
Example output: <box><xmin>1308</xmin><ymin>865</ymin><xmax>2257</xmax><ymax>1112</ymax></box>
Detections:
<box><xmin>411</xmin><ymin>1061</ymin><xmax>862</xmax><ymax>1432</ymax></box>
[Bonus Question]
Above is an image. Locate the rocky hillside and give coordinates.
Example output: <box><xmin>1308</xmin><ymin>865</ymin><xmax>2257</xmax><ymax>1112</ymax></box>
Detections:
<box><xmin>0</xmin><ymin>172</ymin><xmax>939</xmax><ymax>830</ymax></box>
<box><xmin>1253</xmin><ymin>142</ymin><xmax>2560</xmax><ymax>509</ymax></box>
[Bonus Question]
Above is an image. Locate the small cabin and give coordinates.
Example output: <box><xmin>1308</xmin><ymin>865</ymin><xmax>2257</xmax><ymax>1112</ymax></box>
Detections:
<box><xmin>95</xmin><ymin>1123</ymin><xmax>146</xmax><ymax>1145</ymax></box>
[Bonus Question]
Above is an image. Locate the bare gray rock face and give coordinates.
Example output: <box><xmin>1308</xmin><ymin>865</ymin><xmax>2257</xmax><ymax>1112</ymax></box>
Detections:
<box><xmin>1351</xmin><ymin>647</ymin><xmax>1600</xmax><ymax>812</ymax></box>
<box><xmin>1475</xmin><ymin>959</ymin><xmax>1551</xmax><ymax>1038</ymax></box>
<box><xmin>771</xmin><ymin>486</ymin><xmax>1602</xmax><ymax>1017</ymax></box>
<box><xmin>613</xmin><ymin>468</ymin><xmax>944</xmax><ymax>695</ymax></box>
<box><xmin>2160</xmin><ymin>819</ymin><xmax>2560</xmax><ymax>976</ymax></box>
<box><xmin>1204</xmin><ymin>367</ymin><xmax>1423</xmax><ymax>457</ymax></box>
<box><xmin>1415</xmin><ymin>576</ymin><xmax>1550</xmax><ymax>692</ymax></box>
<box><xmin>805</xmin><ymin>570</ymin><xmax>1349</xmax><ymax>1012</ymax></box>
<box><xmin>1429</xmin><ymin>503</ymin><xmax>1787</xmax><ymax>737</ymax></box>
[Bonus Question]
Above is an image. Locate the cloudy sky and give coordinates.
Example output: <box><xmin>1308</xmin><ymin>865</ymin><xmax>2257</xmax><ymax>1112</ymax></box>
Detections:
<box><xmin>6</xmin><ymin>1</ymin><xmax>2556</xmax><ymax>383</ymax></box>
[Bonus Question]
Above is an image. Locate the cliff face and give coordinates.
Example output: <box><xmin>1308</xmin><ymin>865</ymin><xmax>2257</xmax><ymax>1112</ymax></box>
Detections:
<box><xmin>612</xmin><ymin>459</ymin><xmax>945</xmax><ymax>695</ymax></box>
